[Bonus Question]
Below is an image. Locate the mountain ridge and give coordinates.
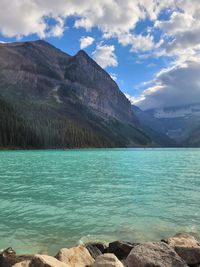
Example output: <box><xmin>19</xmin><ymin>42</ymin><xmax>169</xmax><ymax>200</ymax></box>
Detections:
<box><xmin>0</xmin><ymin>40</ymin><xmax>157</xmax><ymax>148</ymax></box>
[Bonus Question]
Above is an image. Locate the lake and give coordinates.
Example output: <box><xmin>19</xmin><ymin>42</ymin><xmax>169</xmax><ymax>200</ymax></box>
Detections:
<box><xmin>0</xmin><ymin>148</ymin><xmax>199</xmax><ymax>255</ymax></box>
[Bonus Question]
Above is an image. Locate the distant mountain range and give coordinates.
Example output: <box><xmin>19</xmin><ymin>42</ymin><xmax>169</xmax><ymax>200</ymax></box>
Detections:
<box><xmin>132</xmin><ymin>104</ymin><xmax>200</xmax><ymax>147</ymax></box>
<box><xmin>0</xmin><ymin>40</ymin><xmax>164</xmax><ymax>149</ymax></box>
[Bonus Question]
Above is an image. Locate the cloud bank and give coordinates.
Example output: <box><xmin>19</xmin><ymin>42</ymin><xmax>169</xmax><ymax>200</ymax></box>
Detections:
<box><xmin>0</xmin><ymin>0</ymin><xmax>172</xmax><ymax>43</ymax></box>
<box><xmin>134</xmin><ymin>59</ymin><xmax>200</xmax><ymax>110</ymax></box>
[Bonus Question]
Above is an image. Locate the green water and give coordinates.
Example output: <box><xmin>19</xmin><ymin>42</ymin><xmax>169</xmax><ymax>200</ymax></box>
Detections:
<box><xmin>0</xmin><ymin>148</ymin><xmax>200</xmax><ymax>254</ymax></box>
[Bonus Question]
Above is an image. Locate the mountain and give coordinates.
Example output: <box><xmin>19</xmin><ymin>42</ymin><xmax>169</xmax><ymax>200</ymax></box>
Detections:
<box><xmin>132</xmin><ymin>106</ymin><xmax>177</xmax><ymax>147</ymax></box>
<box><xmin>0</xmin><ymin>40</ymin><xmax>154</xmax><ymax>149</ymax></box>
<box><xmin>132</xmin><ymin>105</ymin><xmax>166</xmax><ymax>135</ymax></box>
<box><xmin>133</xmin><ymin>104</ymin><xmax>200</xmax><ymax>146</ymax></box>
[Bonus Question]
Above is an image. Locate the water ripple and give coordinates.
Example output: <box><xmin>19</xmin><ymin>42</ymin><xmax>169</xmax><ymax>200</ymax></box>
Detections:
<box><xmin>0</xmin><ymin>148</ymin><xmax>200</xmax><ymax>254</ymax></box>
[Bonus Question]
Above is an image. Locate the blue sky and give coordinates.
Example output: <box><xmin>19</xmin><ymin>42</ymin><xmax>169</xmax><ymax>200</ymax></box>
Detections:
<box><xmin>0</xmin><ymin>0</ymin><xmax>200</xmax><ymax>110</ymax></box>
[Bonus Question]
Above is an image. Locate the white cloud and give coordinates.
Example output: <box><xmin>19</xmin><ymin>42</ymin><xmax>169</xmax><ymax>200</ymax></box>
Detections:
<box><xmin>92</xmin><ymin>43</ymin><xmax>118</xmax><ymax>68</ymax></box>
<box><xmin>80</xmin><ymin>36</ymin><xmax>94</xmax><ymax>49</ymax></box>
<box><xmin>118</xmin><ymin>33</ymin><xmax>155</xmax><ymax>53</ymax></box>
<box><xmin>155</xmin><ymin>12</ymin><xmax>195</xmax><ymax>35</ymax></box>
<box><xmin>0</xmin><ymin>0</ymin><xmax>46</xmax><ymax>38</ymax></box>
<box><xmin>47</xmin><ymin>17</ymin><xmax>65</xmax><ymax>37</ymax></box>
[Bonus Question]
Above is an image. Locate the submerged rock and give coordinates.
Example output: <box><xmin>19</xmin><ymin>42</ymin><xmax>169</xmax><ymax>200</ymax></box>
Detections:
<box><xmin>162</xmin><ymin>233</ymin><xmax>200</xmax><ymax>266</ymax></box>
<box><xmin>30</xmin><ymin>254</ymin><xmax>69</xmax><ymax>267</ymax></box>
<box><xmin>55</xmin><ymin>246</ymin><xmax>94</xmax><ymax>267</ymax></box>
<box><xmin>107</xmin><ymin>241</ymin><xmax>134</xmax><ymax>260</ymax></box>
<box><xmin>126</xmin><ymin>242</ymin><xmax>188</xmax><ymax>267</ymax></box>
<box><xmin>92</xmin><ymin>253</ymin><xmax>124</xmax><ymax>267</ymax></box>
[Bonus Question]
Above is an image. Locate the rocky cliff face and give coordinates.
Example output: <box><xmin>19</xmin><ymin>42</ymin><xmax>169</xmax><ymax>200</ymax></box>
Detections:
<box><xmin>64</xmin><ymin>50</ymin><xmax>135</xmax><ymax>123</ymax></box>
<box><xmin>0</xmin><ymin>40</ymin><xmax>153</xmax><ymax>148</ymax></box>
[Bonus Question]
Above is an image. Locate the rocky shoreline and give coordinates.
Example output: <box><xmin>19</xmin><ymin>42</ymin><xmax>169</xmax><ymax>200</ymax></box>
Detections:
<box><xmin>1</xmin><ymin>233</ymin><xmax>200</xmax><ymax>267</ymax></box>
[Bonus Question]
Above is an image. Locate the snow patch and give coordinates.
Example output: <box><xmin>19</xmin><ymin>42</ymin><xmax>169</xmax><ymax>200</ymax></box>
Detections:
<box><xmin>153</xmin><ymin>104</ymin><xmax>200</xmax><ymax>119</ymax></box>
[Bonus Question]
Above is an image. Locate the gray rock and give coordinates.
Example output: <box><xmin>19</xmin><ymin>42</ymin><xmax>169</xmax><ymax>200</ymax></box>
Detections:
<box><xmin>92</xmin><ymin>253</ymin><xmax>124</xmax><ymax>267</ymax></box>
<box><xmin>107</xmin><ymin>241</ymin><xmax>134</xmax><ymax>260</ymax></box>
<box><xmin>126</xmin><ymin>242</ymin><xmax>188</xmax><ymax>267</ymax></box>
<box><xmin>162</xmin><ymin>233</ymin><xmax>200</xmax><ymax>266</ymax></box>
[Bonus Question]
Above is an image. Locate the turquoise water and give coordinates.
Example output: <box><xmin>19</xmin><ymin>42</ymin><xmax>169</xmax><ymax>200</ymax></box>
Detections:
<box><xmin>0</xmin><ymin>149</ymin><xmax>200</xmax><ymax>254</ymax></box>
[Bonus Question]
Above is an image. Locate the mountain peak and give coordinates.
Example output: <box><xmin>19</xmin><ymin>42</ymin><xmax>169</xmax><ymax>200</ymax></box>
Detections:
<box><xmin>24</xmin><ymin>39</ymin><xmax>62</xmax><ymax>51</ymax></box>
<box><xmin>31</xmin><ymin>39</ymin><xmax>57</xmax><ymax>48</ymax></box>
<box><xmin>34</xmin><ymin>39</ymin><xmax>49</xmax><ymax>44</ymax></box>
<box><xmin>75</xmin><ymin>49</ymin><xmax>113</xmax><ymax>79</ymax></box>
<box><xmin>75</xmin><ymin>50</ymin><xmax>92</xmax><ymax>61</ymax></box>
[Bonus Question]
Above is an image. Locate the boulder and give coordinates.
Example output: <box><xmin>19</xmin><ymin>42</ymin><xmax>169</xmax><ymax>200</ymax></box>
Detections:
<box><xmin>126</xmin><ymin>242</ymin><xmax>188</xmax><ymax>267</ymax></box>
<box><xmin>0</xmin><ymin>247</ymin><xmax>17</xmax><ymax>267</ymax></box>
<box><xmin>55</xmin><ymin>246</ymin><xmax>94</xmax><ymax>267</ymax></box>
<box><xmin>85</xmin><ymin>244</ymin><xmax>102</xmax><ymax>259</ymax></box>
<box><xmin>0</xmin><ymin>247</ymin><xmax>33</xmax><ymax>267</ymax></box>
<box><xmin>162</xmin><ymin>233</ymin><xmax>200</xmax><ymax>266</ymax></box>
<box><xmin>107</xmin><ymin>241</ymin><xmax>134</xmax><ymax>260</ymax></box>
<box><xmin>85</xmin><ymin>242</ymin><xmax>108</xmax><ymax>259</ymax></box>
<box><xmin>29</xmin><ymin>254</ymin><xmax>69</xmax><ymax>267</ymax></box>
<box><xmin>92</xmin><ymin>253</ymin><xmax>124</xmax><ymax>267</ymax></box>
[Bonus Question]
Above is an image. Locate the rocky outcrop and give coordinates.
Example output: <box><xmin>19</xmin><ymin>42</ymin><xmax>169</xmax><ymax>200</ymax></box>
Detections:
<box><xmin>55</xmin><ymin>246</ymin><xmax>94</xmax><ymax>267</ymax></box>
<box><xmin>126</xmin><ymin>242</ymin><xmax>188</xmax><ymax>267</ymax></box>
<box><xmin>106</xmin><ymin>241</ymin><xmax>134</xmax><ymax>260</ymax></box>
<box><xmin>162</xmin><ymin>233</ymin><xmax>200</xmax><ymax>266</ymax></box>
<box><xmin>29</xmin><ymin>254</ymin><xmax>69</xmax><ymax>267</ymax></box>
<box><xmin>92</xmin><ymin>253</ymin><xmax>124</xmax><ymax>267</ymax></box>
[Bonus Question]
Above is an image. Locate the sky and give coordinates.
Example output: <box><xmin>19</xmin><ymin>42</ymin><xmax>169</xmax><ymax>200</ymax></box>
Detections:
<box><xmin>0</xmin><ymin>0</ymin><xmax>200</xmax><ymax>110</ymax></box>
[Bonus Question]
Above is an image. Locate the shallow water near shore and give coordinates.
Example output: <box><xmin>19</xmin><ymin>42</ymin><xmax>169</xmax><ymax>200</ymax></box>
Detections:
<box><xmin>0</xmin><ymin>148</ymin><xmax>200</xmax><ymax>255</ymax></box>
